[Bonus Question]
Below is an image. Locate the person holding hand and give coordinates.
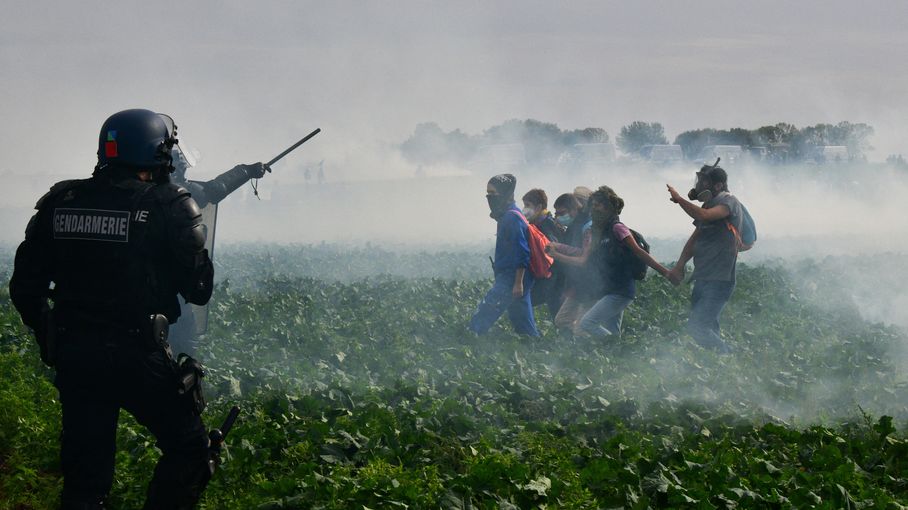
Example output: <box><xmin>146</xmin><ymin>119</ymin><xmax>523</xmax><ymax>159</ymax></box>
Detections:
<box><xmin>666</xmin><ymin>160</ymin><xmax>745</xmax><ymax>353</ymax></box>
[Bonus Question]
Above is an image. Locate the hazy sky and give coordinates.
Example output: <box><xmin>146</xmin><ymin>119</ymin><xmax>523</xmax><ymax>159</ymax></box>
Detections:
<box><xmin>2</xmin><ymin>0</ymin><xmax>908</xmax><ymax>179</ymax></box>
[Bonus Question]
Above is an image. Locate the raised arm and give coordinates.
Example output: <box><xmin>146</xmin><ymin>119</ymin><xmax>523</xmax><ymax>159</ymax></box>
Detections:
<box><xmin>667</xmin><ymin>184</ymin><xmax>729</xmax><ymax>222</ymax></box>
<box><xmin>196</xmin><ymin>163</ymin><xmax>268</xmax><ymax>205</ymax></box>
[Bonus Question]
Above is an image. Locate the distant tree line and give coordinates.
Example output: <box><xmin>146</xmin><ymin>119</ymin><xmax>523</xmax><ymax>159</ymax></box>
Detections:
<box><xmin>400</xmin><ymin>119</ymin><xmax>877</xmax><ymax>168</ymax></box>
<box><xmin>672</xmin><ymin>122</ymin><xmax>874</xmax><ymax>161</ymax></box>
<box><xmin>400</xmin><ymin>119</ymin><xmax>608</xmax><ymax>167</ymax></box>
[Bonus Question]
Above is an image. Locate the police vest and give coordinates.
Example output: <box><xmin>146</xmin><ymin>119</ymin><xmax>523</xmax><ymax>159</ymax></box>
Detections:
<box><xmin>40</xmin><ymin>177</ymin><xmax>182</xmax><ymax>328</ymax></box>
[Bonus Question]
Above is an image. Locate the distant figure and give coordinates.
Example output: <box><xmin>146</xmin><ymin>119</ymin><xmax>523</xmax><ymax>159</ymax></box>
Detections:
<box><xmin>469</xmin><ymin>174</ymin><xmax>539</xmax><ymax>336</ymax></box>
<box><xmin>304</xmin><ymin>166</ymin><xmax>312</xmax><ymax>183</ymax></box>
<box><xmin>521</xmin><ymin>188</ymin><xmax>564</xmax><ymax>318</ymax></box>
<box><xmin>666</xmin><ymin>161</ymin><xmax>745</xmax><ymax>353</ymax></box>
<box><xmin>317</xmin><ymin>160</ymin><xmax>325</xmax><ymax>184</ymax></box>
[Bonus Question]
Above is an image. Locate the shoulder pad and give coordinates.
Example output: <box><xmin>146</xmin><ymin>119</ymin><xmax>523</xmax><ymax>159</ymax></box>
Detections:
<box><xmin>34</xmin><ymin>179</ymin><xmax>86</xmax><ymax>209</ymax></box>
<box><xmin>151</xmin><ymin>182</ymin><xmax>192</xmax><ymax>204</ymax></box>
<box><xmin>162</xmin><ymin>184</ymin><xmax>203</xmax><ymax>224</ymax></box>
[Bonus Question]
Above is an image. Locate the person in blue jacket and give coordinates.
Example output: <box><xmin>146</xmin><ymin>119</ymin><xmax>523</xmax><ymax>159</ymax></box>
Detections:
<box><xmin>469</xmin><ymin>174</ymin><xmax>540</xmax><ymax>336</ymax></box>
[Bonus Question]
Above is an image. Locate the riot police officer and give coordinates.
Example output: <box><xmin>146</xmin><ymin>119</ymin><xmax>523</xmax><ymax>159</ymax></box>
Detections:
<box><xmin>170</xmin><ymin>147</ymin><xmax>268</xmax><ymax>209</ymax></box>
<box><xmin>167</xmin><ymin>147</ymin><xmax>267</xmax><ymax>356</ymax></box>
<box><xmin>10</xmin><ymin>109</ymin><xmax>216</xmax><ymax>509</ymax></box>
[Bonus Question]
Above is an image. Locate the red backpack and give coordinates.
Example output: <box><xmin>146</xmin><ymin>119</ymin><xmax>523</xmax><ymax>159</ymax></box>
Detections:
<box><xmin>509</xmin><ymin>211</ymin><xmax>554</xmax><ymax>279</ymax></box>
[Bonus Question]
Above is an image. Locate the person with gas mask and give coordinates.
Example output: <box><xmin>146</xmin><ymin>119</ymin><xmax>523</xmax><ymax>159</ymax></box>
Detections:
<box><xmin>9</xmin><ymin>109</ymin><xmax>216</xmax><ymax>509</ymax></box>
<box><xmin>468</xmin><ymin>174</ymin><xmax>540</xmax><ymax>336</ymax></box>
<box><xmin>167</xmin><ymin>146</ymin><xmax>267</xmax><ymax>357</ymax></box>
<box><xmin>666</xmin><ymin>159</ymin><xmax>745</xmax><ymax>354</ymax></box>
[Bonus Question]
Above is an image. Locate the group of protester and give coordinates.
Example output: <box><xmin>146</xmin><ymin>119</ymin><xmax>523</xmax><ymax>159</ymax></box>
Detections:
<box><xmin>468</xmin><ymin>162</ymin><xmax>747</xmax><ymax>354</ymax></box>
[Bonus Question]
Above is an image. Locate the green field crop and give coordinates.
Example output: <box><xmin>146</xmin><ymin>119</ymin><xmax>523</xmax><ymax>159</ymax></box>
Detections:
<box><xmin>2</xmin><ymin>247</ymin><xmax>908</xmax><ymax>509</ymax></box>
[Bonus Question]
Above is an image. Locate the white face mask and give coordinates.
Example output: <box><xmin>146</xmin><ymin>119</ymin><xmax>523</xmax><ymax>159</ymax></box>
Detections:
<box><xmin>522</xmin><ymin>206</ymin><xmax>538</xmax><ymax>219</ymax></box>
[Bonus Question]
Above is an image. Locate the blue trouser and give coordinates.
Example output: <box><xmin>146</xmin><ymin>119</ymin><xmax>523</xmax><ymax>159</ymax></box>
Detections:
<box><xmin>578</xmin><ymin>294</ymin><xmax>634</xmax><ymax>338</ymax></box>
<box><xmin>687</xmin><ymin>279</ymin><xmax>735</xmax><ymax>352</ymax></box>
<box><xmin>469</xmin><ymin>270</ymin><xmax>539</xmax><ymax>336</ymax></box>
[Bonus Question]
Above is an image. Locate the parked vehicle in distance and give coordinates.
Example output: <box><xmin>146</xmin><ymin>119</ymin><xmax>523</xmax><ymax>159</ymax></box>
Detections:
<box><xmin>698</xmin><ymin>145</ymin><xmax>744</xmax><ymax>165</ymax></box>
<box><xmin>557</xmin><ymin>142</ymin><xmax>616</xmax><ymax>171</ymax></box>
<box><xmin>639</xmin><ymin>144</ymin><xmax>684</xmax><ymax>165</ymax></box>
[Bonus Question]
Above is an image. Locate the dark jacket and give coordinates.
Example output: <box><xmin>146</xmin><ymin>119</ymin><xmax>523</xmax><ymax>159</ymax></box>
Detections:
<box><xmin>593</xmin><ymin>220</ymin><xmax>636</xmax><ymax>299</ymax></box>
<box><xmin>10</xmin><ymin>174</ymin><xmax>213</xmax><ymax>330</ymax></box>
<box><xmin>174</xmin><ymin>165</ymin><xmax>258</xmax><ymax>208</ymax></box>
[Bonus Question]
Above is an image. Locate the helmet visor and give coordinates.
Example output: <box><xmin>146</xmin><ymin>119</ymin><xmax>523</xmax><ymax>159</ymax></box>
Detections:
<box><xmin>171</xmin><ymin>145</ymin><xmax>195</xmax><ymax>169</ymax></box>
<box><xmin>158</xmin><ymin>113</ymin><xmax>177</xmax><ymax>139</ymax></box>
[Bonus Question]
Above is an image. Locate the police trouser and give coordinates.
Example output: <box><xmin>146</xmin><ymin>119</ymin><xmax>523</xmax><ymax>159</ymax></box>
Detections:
<box><xmin>54</xmin><ymin>330</ymin><xmax>210</xmax><ymax>509</ymax></box>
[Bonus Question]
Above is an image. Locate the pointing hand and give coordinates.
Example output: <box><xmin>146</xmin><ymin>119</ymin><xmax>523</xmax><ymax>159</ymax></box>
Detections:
<box><xmin>667</xmin><ymin>184</ymin><xmax>682</xmax><ymax>203</ymax></box>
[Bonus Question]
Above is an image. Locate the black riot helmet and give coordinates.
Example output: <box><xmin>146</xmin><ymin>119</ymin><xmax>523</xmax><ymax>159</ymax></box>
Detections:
<box><xmin>96</xmin><ymin>109</ymin><xmax>178</xmax><ymax>175</ymax></box>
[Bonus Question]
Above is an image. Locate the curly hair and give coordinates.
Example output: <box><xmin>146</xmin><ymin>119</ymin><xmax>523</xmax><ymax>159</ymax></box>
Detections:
<box><xmin>521</xmin><ymin>188</ymin><xmax>548</xmax><ymax>209</ymax></box>
<box><xmin>589</xmin><ymin>185</ymin><xmax>624</xmax><ymax>215</ymax></box>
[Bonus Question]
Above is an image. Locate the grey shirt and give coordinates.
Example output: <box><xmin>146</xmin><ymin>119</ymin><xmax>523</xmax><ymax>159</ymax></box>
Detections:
<box><xmin>692</xmin><ymin>192</ymin><xmax>743</xmax><ymax>282</ymax></box>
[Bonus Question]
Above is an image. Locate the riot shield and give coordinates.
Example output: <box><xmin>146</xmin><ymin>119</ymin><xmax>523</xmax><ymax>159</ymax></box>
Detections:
<box><xmin>172</xmin><ymin>198</ymin><xmax>218</xmax><ymax>350</ymax></box>
<box><xmin>192</xmin><ymin>201</ymin><xmax>218</xmax><ymax>335</ymax></box>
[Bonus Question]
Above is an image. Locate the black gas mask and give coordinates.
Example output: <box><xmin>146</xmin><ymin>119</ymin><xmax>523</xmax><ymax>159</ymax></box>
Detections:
<box><xmin>688</xmin><ymin>158</ymin><xmax>721</xmax><ymax>202</ymax></box>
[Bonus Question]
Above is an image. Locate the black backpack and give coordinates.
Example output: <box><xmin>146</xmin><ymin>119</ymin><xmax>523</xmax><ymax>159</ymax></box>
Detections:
<box><xmin>601</xmin><ymin>221</ymin><xmax>650</xmax><ymax>281</ymax></box>
<box><xmin>625</xmin><ymin>228</ymin><xmax>650</xmax><ymax>280</ymax></box>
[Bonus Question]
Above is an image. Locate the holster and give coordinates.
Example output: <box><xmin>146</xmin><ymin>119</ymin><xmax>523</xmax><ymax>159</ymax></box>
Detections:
<box><xmin>141</xmin><ymin>313</ymin><xmax>172</xmax><ymax>355</ymax></box>
<box><xmin>176</xmin><ymin>353</ymin><xmax>207</xmax><ymax>415</ymax></box>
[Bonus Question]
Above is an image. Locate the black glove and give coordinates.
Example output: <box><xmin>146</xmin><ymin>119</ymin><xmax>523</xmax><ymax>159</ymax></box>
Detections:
<box><xmin>241</xmin><ymin>162</ymin><xmax>268</xmax><ymax>179</ymax></box>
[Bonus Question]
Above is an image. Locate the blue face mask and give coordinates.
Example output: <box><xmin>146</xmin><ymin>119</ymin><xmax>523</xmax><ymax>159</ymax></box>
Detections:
<box><xmin>556</xmin><ymin>214</ymin><xmax>572</xmax><ymax>227</ymax></box>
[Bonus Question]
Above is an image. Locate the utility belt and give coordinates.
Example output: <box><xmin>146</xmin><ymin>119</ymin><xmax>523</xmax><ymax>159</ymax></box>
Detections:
<box><xmin>52</xmin><ymin>310</ymin><xmax>171</xmax><ymax>351</ymax></box>
<box><xmin>49</xmin><ymin>309</ymin><xmax>207</xmax><ymax>415</ymax></box>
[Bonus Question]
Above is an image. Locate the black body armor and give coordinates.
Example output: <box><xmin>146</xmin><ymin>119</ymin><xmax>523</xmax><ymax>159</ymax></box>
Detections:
<box><xmin>10</xmin><ymin>174</ymin><xmax>213</xmax><ymax>332</ymax></box>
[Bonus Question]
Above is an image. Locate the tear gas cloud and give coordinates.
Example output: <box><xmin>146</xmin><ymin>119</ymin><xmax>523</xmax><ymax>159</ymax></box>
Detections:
<box><xmin>3</xmin><ymin>138</ymin><xmax>908</xmax><ymax>336</ymax></box>
<box><xmin>3</xmin><ymin>1</ymin><xmax>908</xmax><ymax>425</ymax></box>
<box><xmin>198</xmin><ymin>147</ymin><xmax>908</xmax><ymax>335</ymax></box>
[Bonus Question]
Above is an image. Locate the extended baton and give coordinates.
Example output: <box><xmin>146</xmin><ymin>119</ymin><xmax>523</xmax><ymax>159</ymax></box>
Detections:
<box><xmin>207</xmin><ymin>405</ymin><xmax>241</xmax><ymax>474</ymax></box>
<box><xmin>266</xmin><ymin>128</ymin><xmax>321</xmax><ymax>171</ymax></box>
